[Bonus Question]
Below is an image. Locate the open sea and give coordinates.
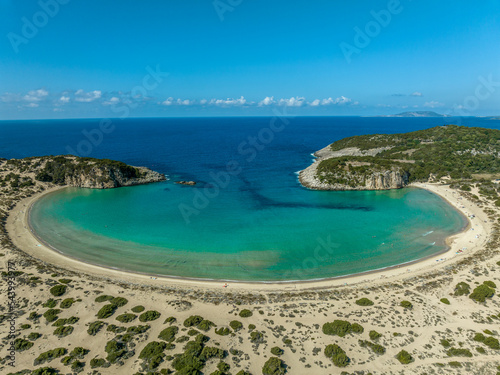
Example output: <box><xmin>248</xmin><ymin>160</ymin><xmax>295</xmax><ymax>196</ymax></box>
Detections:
<box><xmin>2</xmin><ymin>116</ymin><xmax>499</xmax><ymax>281</ymax></box>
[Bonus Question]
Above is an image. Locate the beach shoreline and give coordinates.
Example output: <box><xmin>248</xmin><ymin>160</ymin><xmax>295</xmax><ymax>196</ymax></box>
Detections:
<box><xmin>6</xmin><ymin>182</ymin><xmax>490</xmax><ymax>291</ymax></box>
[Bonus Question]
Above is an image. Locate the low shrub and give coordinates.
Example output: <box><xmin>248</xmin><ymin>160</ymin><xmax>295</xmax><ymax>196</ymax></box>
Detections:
<box><xmin>359</xmin><ymin>340</ymin><xmax>385</xmax><ymax>354</ymax></box>
<box><xmin>446</xmin><ymin>347</ymin><xmax>473</xmax><ymax>357</ymax></box>
<box><xmin>116</xmin><ymin>313</ymin><xmax>137</xmax><ymax>323</ymax></box>
<box><xmin>454</xmin><ymin>282</ymin><xmax>470</xmax><ymax>296</ymax></box>
<box><xmin>49</xmin><ymin>285</ymin><xmax>67</xmax><ymax>297</ymax></box>
<box><xmin>400</xmin><ymin>300</ymin><xmax>413</xmax><ymax>309</ymax></box>
<box><xmin>34</xmin><ymin>348</ymin><xmax>67</xmax><ymax>365</ymax></box>
<box><xmin>483</xmin><ymin>280</ymin><xmax>496</xmax><ymax>289</ymax></box>
<box><xmin>158</xmin><ymin>326</ymin><xmax>179</xmax><ymax>342</ymax></box>
<box><xmin>164</xmin><ymin>316</ymin><xmax>176</xmax><ymax>324</ymax></box>
<box><xmin>271</xmin><ymin>346</ymin><xmax>284</xmax><ymax>356</ymax></box>
<box><xmin>87</xmin><ymin>321</ymin><xmax>105</xmax><ymax>336</ymax></box>
<box><xmin>28</xmin><ymin>332</ymin><xmax>42</xmax><ymax>341</ymax></box>
<box><xmin>324</xmin><ymin>344</ymin><xmax>350</xmax><ymax>367</ymax></box>
<box><xmin>43</xmin><ymin>309</ymin><xmax>61</xmax><ymax>323</ymax></box>
<box><xmin>469</xmin><ymin>284</ymin><xmax>495</xmax><ymax>303</ymax></box>
<box><xmin>262</xmin><ymin>356</ymin><xmax>286</xmax><ymax>375</ymax></box>
<box><xmin>131</xmin><ymin>305</ymin><xmax>145</xmax><ymax>313</ymax></box>
<box><xmin>139</xmin><ymin>310</ymin><xmax>161</xmax><ymax>322</ymax></box>
<box><xmin>139</xmin><ymin>341</ymin><xmax>167</xmax><ymax>370</ymax></box>
<box><xmin>355</xmin><ymin>298</ymin><xmax>374</xmax><ymax>306</ymax></box>
<box><xmin>111</xmin><ymin>297</ymin><xmax>128</xmax><ymax>307</ymax></box>
<box><xmin>440</xmin><ymin>298</ymin><xmax>450</xmax><ymax>305</ymax></box>
<box><xmin>230</xmin><ymin>320</ymin><xmax>243</xmax><ymax>331</ymax></box>
<box><xmin>322</xmin><ymin>320</ymin><xmax>355</xmax><ymax>337</ymax></box>
<box><xmin>42</xmin><ymin>299</ymin><xmax>57</xmax><ymax>308</ymax></box>
<box><xmin>95</xmin><ymin>295</ymin><xmax>114</xmax><ymax>303</ymax></box>
<box><xmin>97</xmin><ymin>304</ymin><xmax>118</xmax><ymax>319</ymax></box>
<box><xmin>53</xmin><ymin>325</ymin><xmax>73</xmax><ymax>337</ymax></box>
<box><xmin>14</xmin><ymin>338</ymin><xmax>34</xmax><ymax>352</ymax></box>
<box><xmin>215</xmin><ymin>327</ymin><xmax>231</xmax><ymax>336</ymax></box>
<box><xmin>239</xmin><ymin>309</ymin><xmax>253</xmax><ymax>318</ymax></box>
<box><xmin>198</xmin><ymin>319</ymin><xmax>215</xmax><ymax>331</ymax></box>
<box><xmin>60</xmin><ymin>298</ymin><xmax>75</xmax><ymax>309</ymax></box>
<box><xmin>200</xmin><ymin>346</ymin><xmax>225</xmax><ymax>361</ymax></box>
<box><xmin>184</xmin><ymin>315</ymin><xmax>204</xmax><ymax>327</ymax></box>
<box><xmin>369</xmin><ymin>330</ymin><xmax>382</xmax><ymax>340</ymax></box>
<box><xmin>351</xmin><ymin>323</ymin><xmax>364</xmax><ymax>334</ymax></box>
<box><xmin>396</xmin><ymin>350</ymin><xmax>413</xmax><ymax>364</ymax></box>
<box><xmin>90</xmin><ymin>358</ymin><xmax>105</xmax><ymax>368</ymax></box>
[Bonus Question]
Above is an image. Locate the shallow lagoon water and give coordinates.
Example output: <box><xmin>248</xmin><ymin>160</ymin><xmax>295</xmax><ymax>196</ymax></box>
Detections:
<box><xmin>30</xmin><ymin>184</ymin><xmax>466</xmax><ymax>281</ymax></box>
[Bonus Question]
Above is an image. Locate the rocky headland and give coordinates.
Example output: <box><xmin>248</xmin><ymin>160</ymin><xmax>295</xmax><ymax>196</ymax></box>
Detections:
<box><xmin>299</xmin><ymin>125</ymin><xmax>500</xmax><ymax>191</ymax></box>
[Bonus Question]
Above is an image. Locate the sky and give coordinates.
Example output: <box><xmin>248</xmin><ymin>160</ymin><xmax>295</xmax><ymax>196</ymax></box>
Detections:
<box><xmin>0</xmin><ymin>0</ymin><xmax>499</xmax><ymax>119</ymax></box>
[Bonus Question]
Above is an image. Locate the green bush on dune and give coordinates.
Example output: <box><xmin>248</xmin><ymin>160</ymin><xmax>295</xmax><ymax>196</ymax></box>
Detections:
<box><xmin>230</xmin><ymin>320</ymin><xmax>243</xmax><ymax>332</ymax></box>
<box><xmin>324</xmin><ymin>344</ymin><xmax>350</xmax><ymax>367</ymax></box>
<box><xmin>355</xmin><ymin>298</ymin><xmax>374</xmax><ymax>306</ymax></box>
<box><xmin>49</xmin><ymin>284</ymin><xmax>67</xmax><ymax>297</ymax></box>
<box><xmin>262</xmin><ymin>356</ymin><xmax>286</xmax><ymax>375</ymax></box>
<box><xmin>396</xmin><ymin>350</ymin><xmax>413</xmax><ymax>364</ymax></box>
<box><xmin>469</xmin><ymin>284</ymin><xmax>495</xmax><ymax>303</ymax></box>
<box><xmin>139</xmin><ymin>310</ymin><xmax>161</xmax><ymax>322</ymax></box>
<box><xmin>97</xmin><ymin>304</ymin><xmax>118</xmax><ymax>319</ymax></box>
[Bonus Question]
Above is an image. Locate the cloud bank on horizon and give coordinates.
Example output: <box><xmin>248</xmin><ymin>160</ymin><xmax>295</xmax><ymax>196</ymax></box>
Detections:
<box><xmin>0</xmin><ymin>0</ymin><xmax>499</xmax><ymax>119</ymax></box>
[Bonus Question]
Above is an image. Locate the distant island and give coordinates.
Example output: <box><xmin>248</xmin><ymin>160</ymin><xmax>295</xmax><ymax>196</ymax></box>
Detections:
<box><xmin>382</xmin><ymin>111</ymin><xmax>447</xmax><ymax>117</ymax></box>
<box><xmin>300</xmin><ymin>125</ymin><xmax>500</xmax><ymax>190</ymax></box>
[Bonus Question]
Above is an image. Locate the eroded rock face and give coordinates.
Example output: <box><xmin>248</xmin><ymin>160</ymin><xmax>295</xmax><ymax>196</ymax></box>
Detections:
<box><xmin>299</xmin><ymin>146</ymin><xmax>410</xmax><ymax>191</ymax></box>
<box><xmin>64</xmin><ymin>166</ymin><xmax>165</xmax><ymax>189</ymax></box>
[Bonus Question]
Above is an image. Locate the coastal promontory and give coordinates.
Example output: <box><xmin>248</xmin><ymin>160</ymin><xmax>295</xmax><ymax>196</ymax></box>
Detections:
<box><xmin>300</xmin><ymin>125</ymin><xmax>500</xmax><ymax>190</ymax></box>
<box><xmin>1</xmin><ymin>155</ymin><xmax>166</xmax><ymax>190</ymax></box>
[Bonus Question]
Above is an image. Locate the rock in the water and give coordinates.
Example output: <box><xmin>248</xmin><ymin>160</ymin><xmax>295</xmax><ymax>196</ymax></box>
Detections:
<box><xmin>175</xmin><ymin>180</ymin><xmax>196</xmax><ymax>186</ymax></box>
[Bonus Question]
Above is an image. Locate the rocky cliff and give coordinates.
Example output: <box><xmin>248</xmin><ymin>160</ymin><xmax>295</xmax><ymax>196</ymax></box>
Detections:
<box><xmin>299</xmin><ymin>145</ymin><xmax>410</xmax><ymax>191</ymax></box>
<box><xmin>63</xmin><ymin>165</ymin><xmax>166</xmax><ymax>189</ymax></box>
<box><xmin>28</xmin><ymin>155</ymin><xmax>166</xmax><ymax>189</ymax></box>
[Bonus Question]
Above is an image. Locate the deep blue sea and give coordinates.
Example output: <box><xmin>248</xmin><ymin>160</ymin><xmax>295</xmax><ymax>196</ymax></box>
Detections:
<box><xmin>2</xmin><ymin>116</ymin><xmax>498</xmax><ymax>281</ymax></box>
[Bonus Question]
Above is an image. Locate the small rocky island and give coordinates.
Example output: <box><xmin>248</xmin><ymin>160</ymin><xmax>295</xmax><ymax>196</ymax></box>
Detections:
<box><xmin>1</xmin><ymin>155</ymin><xmax>166</xmax><ymax>190</ymax></box>
<box><xmin>300</xmin><ymin>125</ymin><xmax>500</xmax><ymax>190</ymax></box>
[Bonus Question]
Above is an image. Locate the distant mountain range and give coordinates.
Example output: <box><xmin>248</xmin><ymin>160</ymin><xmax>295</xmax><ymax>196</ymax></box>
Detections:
<box><xmin>384</xmin><ymin>111</ymin><xmax>447</xmax><ymax>117</ymax></box>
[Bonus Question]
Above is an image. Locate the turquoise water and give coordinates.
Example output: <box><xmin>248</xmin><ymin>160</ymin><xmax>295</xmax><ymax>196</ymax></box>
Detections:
<box><xmin>30</xmin><ymin>184</ymin><xmax>466</xmax><ymax>281</ymax></box>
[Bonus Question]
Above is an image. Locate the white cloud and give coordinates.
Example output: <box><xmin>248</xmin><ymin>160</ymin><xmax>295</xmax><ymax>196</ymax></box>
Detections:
<box><xmin>258</xmin><ymin>96</ymin><xmax>275</xmax><ymax>106</ymax></box>
<box><xmin>209</xmin><ymin>96</ymin><xmax>247</xmax><ymax>106</ymax></box>
<box><xmin>311</xmin><ymin>96</ymin><xmax>353</xmax><ymax>106</ymax></box>
<box><xmin>75</xmin><ymin>90</ymin><xmax>102</xmax><ymax>102</ymax></box>
<box><xmin>23</xmin><ymin>89</ymin><xmax>48</xmax><ymax>102</ymax></box>
<box><xmin>278</xmin><ymin>97</ymin><xmax>306</xmax><ymax>107</ymax></box>
<box><xmin>200</xmin><ymin>99</ymin><xmax>208</xmax><ymax>105</ymax></box>
<box><xmin>25</xmin><ymin>102</ymin><xmax>39</xmax><ymax>108</ymax></box>
<box><xmin>161</xmin><ymin>97</ymin><xmax>193</xmax><ymax>106</ymax></box>
<box><xmin>177</xmin><ymin>98</ymin><xmax>192</xmax><ymax>106</ymax></box>
<box><xmin>59</xmin><ymin>95</ymin><xmax>70</xmax><ymax>104</ymax></box>
<box><xmin>162</xmin><ymin>97</ymin><xmax>174</xmax><ymax>106</ymax></box>
<box><xmin>103</xmin><ymin>97</ymin><xmax>120</xmax><ymax>106</ymax></box>
<box><xmin>423</xmin><ymin>101</ymin><xmax>444</xmax><ymax>108</ymax></box>
<box><xmin>411</xmin><ymin>92</ymin><xmax>423</xmax><ymax>97</ymax></box>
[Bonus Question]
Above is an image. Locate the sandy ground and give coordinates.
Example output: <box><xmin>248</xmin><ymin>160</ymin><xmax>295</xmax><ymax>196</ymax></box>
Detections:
<box><xmin>1</xmin><ymin>181</ymin><xmax>500</xmax><ymax>375</ymax></box>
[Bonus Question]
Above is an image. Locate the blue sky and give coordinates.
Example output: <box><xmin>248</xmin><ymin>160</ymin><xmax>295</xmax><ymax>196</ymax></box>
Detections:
<box><xmin>1</xmin><ymin>0</ymin><xmax>499</xmax><ymax>119</ymax></box>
